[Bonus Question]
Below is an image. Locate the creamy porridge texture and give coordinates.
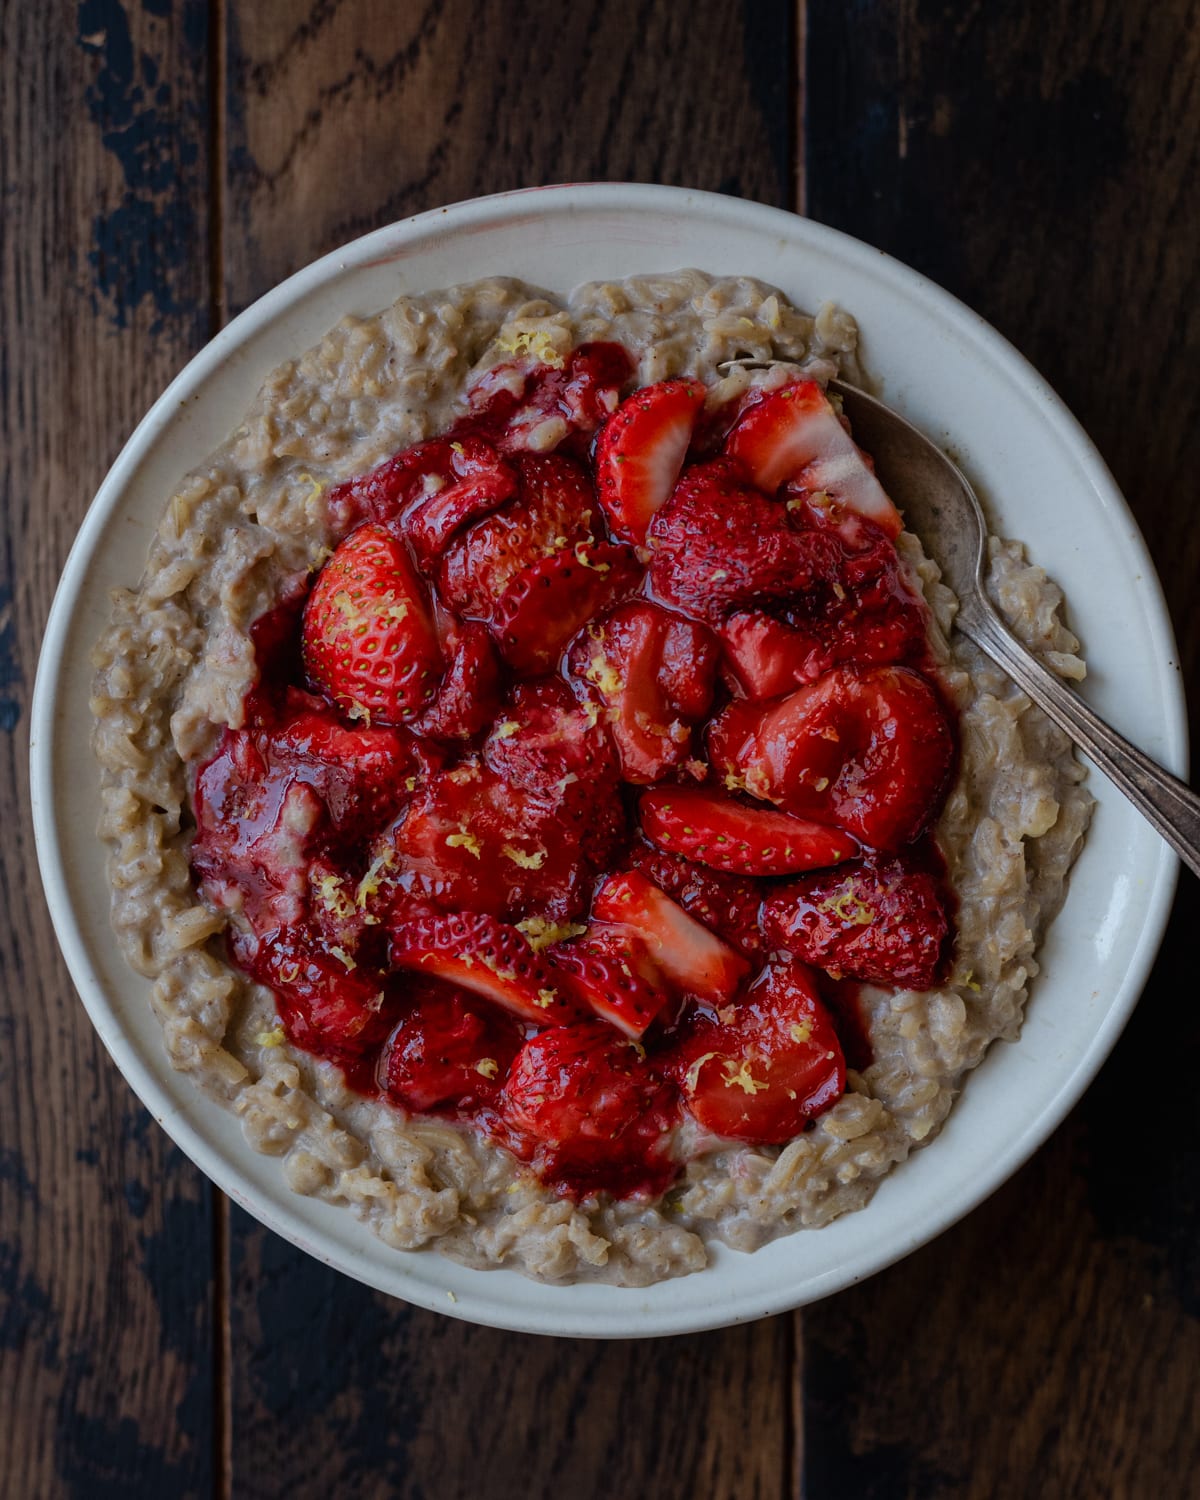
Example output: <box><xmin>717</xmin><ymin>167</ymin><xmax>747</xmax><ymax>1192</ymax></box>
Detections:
<box><xmin>91</xmin><ymin>271</ymin><xmax>1092</xmax><ymax>1284</ymax></box>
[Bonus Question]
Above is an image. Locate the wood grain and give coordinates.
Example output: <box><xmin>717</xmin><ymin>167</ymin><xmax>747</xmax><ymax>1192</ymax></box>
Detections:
<box><xmin>230</xmin><ymin>1203</ymin><xmax>792</xmax><ymax>1500</ymax></box>
<box><xmin>0</xmin><ymin>2</ymin><xmax>217</xmax><ymax>1497</ymax></box>
<box><xmin>220</xmin><ymin>0</ymin><xmax>795</xmax><ymax>314</ymax></box>
<box><xmin>218</xmin><ymin>4</ymin><xmax>799</xmax><ymax>1498</ymax></box>
<box><xmin>6</xmin><ymin>1</ymin><xmax>1199</xmax><ymax>1494</ymax></box>
<box><xmin>803</xmin><ymin>2</ymin><xmax>1200</xmax><ymax>1494</ymax></box>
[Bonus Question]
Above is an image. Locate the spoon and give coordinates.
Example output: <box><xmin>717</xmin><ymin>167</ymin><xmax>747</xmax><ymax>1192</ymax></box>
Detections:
<box><xmin>718</xmin><ymin>361</ymin><xmax>1199</xmax><ymax>876</ymax></box>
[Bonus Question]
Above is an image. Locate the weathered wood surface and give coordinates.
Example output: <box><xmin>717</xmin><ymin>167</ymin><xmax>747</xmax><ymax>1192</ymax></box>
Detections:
<box><xmin>220</xmin><ymin>0</ymin><xmax>795</xmax><ymax>317</ymax></box>
<box><xmin>804</xmin><ymin>2</ymin><xmax>1200</xmax><ymax>1495</ymax></box>
<box><xmin>1</xmin><ymin>2</ymin><xmax>217</xmax><ymax>1497</ymax></box>
<box><xmin>3</xmin><ymin>0</ymin><xmax>1197</xmax><ymax>1496</ymax></box>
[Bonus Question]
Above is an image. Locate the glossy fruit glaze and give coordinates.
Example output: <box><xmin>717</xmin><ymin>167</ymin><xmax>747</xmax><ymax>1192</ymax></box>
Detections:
<box><xmin>190</xmin><ymin>344</ymin><xmax>958</xmax><ymax>1201</ymax></box>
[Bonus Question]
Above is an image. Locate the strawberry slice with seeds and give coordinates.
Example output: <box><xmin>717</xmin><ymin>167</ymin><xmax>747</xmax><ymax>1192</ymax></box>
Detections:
<box><xmin>594</xmin><ymin>378</ymin><xmax>707</xmax><ymax>544</ymax></box>
<box><xmin>380</xmin><ymin>983</ymin><xmax>524</xmax><ymax>1112</ymax></box>
<box><xmin>231</xmin><ymin>926</ymin><xmax>395</xmax><ymax>1062</ymax></box>
<box><xmin>499</xmin><ymin>1021</ymin><xmax>679</xmax><ymax>1198</ymax></box>
<box><xmin>483</xmin><ymin>677</ymin><xmax>618</xmax><ymax>798</ymax></box>
<box><xmin>592</xmin><ymin>870</ymin><xmax>750</xmax><ymax>1006</ymax></box>
<box><xmin>760</xmin><ymin>853</ymin><xmax>953</xmax><ymax>991</ymax></box>
<box><xmin>302</xmin><ymin>523</ymin><xmax>443</xmax><ymax>724</ymax></box>
<box><xmin>639</xmin><ymin>785</ymin><xmax>857</xmax><ymax>876</ymax></box>
<box><xmin>724</xmin><ymin>380</ymin><xmax>902</xmax><ymax>535</ymax></box>
<box><xmin>707</xmin><ymin>663</ymin><xmax>956</xmax><ymax>850</ymax></box>
<box><xmin>625</xmin><ymin>839</ymin><xmax>767</xmax><ymax>958</ymax></box>
<box><xmin>404</xmin><ymin>438</ymin><xmax>518</xmax><ymax>566</ymax></box>
<box><xmin>549</xmin><ymin>923</ymin><xmax>671</xmax><ymax>1038</ymax></box>
<box><xmin>646</xmin><ymin>459</ymin><xmax>826</xmax><ymax>624</ymax></box>
<box><xmin>388</xmin><ymin>911</ymin><xmax>583</xmax><ymax>1026</ymax></box>
<box><xmin>492</xmin><ymin>540</ymin><xmax>640</xmax><ymax>674</ymax></box>
<box><xmin>668</xmin><ymin>960</ymin><xmax>845</xmax><ymax>1143</ymax></box>
<box><xmin>568</xmin><ymin>601</ymin><xmax>718</xmax><ymax>784</ymax></box>
<box><xmin>439</xmin><ymin>452</ymin><xmax>595</xmax><ymax>619</ymax></box>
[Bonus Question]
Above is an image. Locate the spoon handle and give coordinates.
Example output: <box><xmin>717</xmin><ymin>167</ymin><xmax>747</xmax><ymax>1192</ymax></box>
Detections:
<box><xmin>957</xmin><ymin>597</ymin><xmax>1199</xmax><ymax>878</ymax></box>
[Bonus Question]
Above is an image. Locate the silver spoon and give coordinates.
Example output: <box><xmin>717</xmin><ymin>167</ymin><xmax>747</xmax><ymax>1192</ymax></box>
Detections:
<box><xmin>718</xmin><ymin>360</ymin><xmax>1199</xmax><ymax>877</ymax></box>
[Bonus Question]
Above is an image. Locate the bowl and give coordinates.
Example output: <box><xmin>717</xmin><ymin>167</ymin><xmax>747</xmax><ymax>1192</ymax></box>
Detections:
<box><xmin>31</xmin><ymin>183</ymin><xmax>1186</xmax><ymax>1337</ymax></box>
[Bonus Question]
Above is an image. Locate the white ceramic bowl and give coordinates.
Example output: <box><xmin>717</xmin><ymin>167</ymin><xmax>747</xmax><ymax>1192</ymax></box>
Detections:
<box><xmin>32</xmin><ymin>184</ymin><xmax>1186</xmax><ymax>1338</ymax></box>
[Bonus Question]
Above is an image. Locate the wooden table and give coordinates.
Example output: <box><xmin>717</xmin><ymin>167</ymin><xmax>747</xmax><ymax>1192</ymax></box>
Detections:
<box><xmin>4</xmin><ymin>4</ymin><xmax>1197</xmax><ymax>1495</ymax></box>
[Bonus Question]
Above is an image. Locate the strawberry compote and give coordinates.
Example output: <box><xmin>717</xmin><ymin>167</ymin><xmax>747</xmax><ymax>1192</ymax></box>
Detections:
<box><xmin>191</xmin><ymin>346</ymin><xmax>958</xmax><ymax>1202</ymax></box>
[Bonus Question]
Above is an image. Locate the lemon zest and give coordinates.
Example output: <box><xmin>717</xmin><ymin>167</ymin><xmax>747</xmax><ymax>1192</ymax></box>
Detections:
<box><xmin>447</xmin><ymin>830</ymin><xmax>482</xmax><ymax>858</ymax></box>
<box><xmin>502</xmin><ymin>844</ymin><xmax>546</xmax><ymax>870</ymax></box>
<box><xmin>819</xmin><ymin>889</ymin><xmax>875</xmax><ymax>925</ymax></box>
<box><xmin>494</xmin><ymin>327</ymin><xmax>566</xmax><ymax>367</ymax></box>
<box><xmin>683</xmin><ymin>1051</ymin><xmax>718</xmax><ymax>1093</ymax></box>
<box><xmin>722</xmin><ymin>1059</ymin><xmax>768</xmax><ymax>1095</ymax></box>
<box><xmin>516</xmin><ymin>916</ymin><xmax>587</xmax><ymax>952</ymax></box>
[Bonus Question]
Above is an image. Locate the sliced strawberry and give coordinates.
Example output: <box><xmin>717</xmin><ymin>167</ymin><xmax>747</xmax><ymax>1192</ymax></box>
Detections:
<box><xmin>761</xmin><ymin>853</ymin><xmax>953</xmax><ymax>990</ymax></box>
<box><xmin>380</xmin><ymin>983</ymin><xmax>524</xmax><ymax>1111</ymax></box>
<box><xmin>669</xmin><ymin>960</ymin><xmax>845</xmax><ymax>1142</ymax></box>
<box><xmin>625</xmin><ymin>839</ymin><xmax>766</xmax><ymax>958</ymax></box>
<box><xmin>391</xmin><ymin>761</ymin><xmax>607</xmax><ymax>921</ymax></box>
<box><xmin>403</xmin><ymin>438</ymin><xmax>518</xmax><ymax>566</ymax></box>
<box><xmin>500</xmin><ymin>1022</ymin><xmax>679</xmax><ymax>1196</ymax></box>
<box><xmin>718</xmin><ymin>610</ymin><xmax>815</xmax><ymax>701</ymax></box>
<box><xmin>549</xmin><ymin>924</ymin><xmax>671</xmax><ymax>1038</ymax></box>
<box><xmin>388</xmin><ymin>911</ymin><xmax>582</xmax><ymax>1026</ymax></box>
<box><xmin>439</xmin><ymin>452</ymin><xmax>596</xmax><ymax>619</ymax></box>
<box><xmin>708</xmin><ymin>664</ymin><xmax>956</xmax><ymax>851</ymax></box>
<box><xmin>302</xmin><ymin>523</ymin><xmax>443</xmax><ymax>724</ymax></box>
<box><xmin>408</xmin><ymin>620</ymin><xmax>502</xmax><ymax>742</ymax></box>
<box><xmin>639</xmin><ymin>785</ymin><xmax>857</xmax><ymax>877</ymax></box>
<box><xmin>724</xmin><ymin>380</ymin><xmax>902</xmax><ymax>535</ymax></box>
<box><xmin>592</xmin><ymin>870</ymin><xmax>750</xmax><ymax>1006</ymax></box>
<box><xmin>231</xmin><ymin>925</ymin><xmax>394</xmax><ymax>1062</ymax></box>
<box><xmin>483</xmin><ymin>677</ymin><xmax>618</xmax><ymax>798</ymax></box>
<box><xmin>594</xmin><ymin>378</ymin><xmax>707</xmax><ymax>544</ymax></box>
<box><xmin>324</xmin><ymin>438</ymin><xmax>456</xmax><ymax>533</ymax></box>
<box><xmin>568</xmin><ymin>601</ymin><xmax>718</xmax><ymax>783</ymax></box>
<box><xmin>646</xmin><ymin>459</ymin><xmax>825</xmax><ymax>623</ymax></box>
<box><xmin>266</xmin><ymin>704</ymin><xmax>422</xmax><ymax>838</ymax></box>
<box><xmin>491</xmin><ymin>539</ymin><xmax>640</xmax><ymax>674</ymax></box>
<box><xmin>657</xmin><ymin>610</ymin><xmax>721</xmax><ymax>719</ymax></box>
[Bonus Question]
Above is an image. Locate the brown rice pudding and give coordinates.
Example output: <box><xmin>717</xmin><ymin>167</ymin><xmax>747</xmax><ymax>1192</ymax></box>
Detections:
<box><xmin>91</xmin><ymin>270</ymin><xmax>1092</xmax><ymax>1285</ymax></box>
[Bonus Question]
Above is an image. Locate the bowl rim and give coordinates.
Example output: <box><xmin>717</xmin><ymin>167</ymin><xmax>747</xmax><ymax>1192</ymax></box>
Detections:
<box><xmin>31</xmin><ymin>182</ymin><xmax>1187</xmax><ymax>1337</ymax></box>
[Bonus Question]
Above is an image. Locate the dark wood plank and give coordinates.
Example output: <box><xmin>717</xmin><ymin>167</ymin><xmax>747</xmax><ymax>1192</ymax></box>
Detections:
<box><xmin>0</xmin><ymin>2</ymin><xmax>217</xmax><ymax>1495</ymax></box>
<box><xmin>218</xmin><ymin>3</ymin><xmax>799</xmax><ymax>1496</ymax></box>
<box><xmin>802</xmin><ymin>2</ymin><xmax>1200</xmax><ymax>1494</ymax></box>
<box><xmin>231</xmin><ymin>1203</ymin><xmax>792</xmax><ymax>1500</ymax></box>
<box><xmin>221</xmin><ymin>0</ymin><xmax>795</xmax><ymax>314</ymax></box>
